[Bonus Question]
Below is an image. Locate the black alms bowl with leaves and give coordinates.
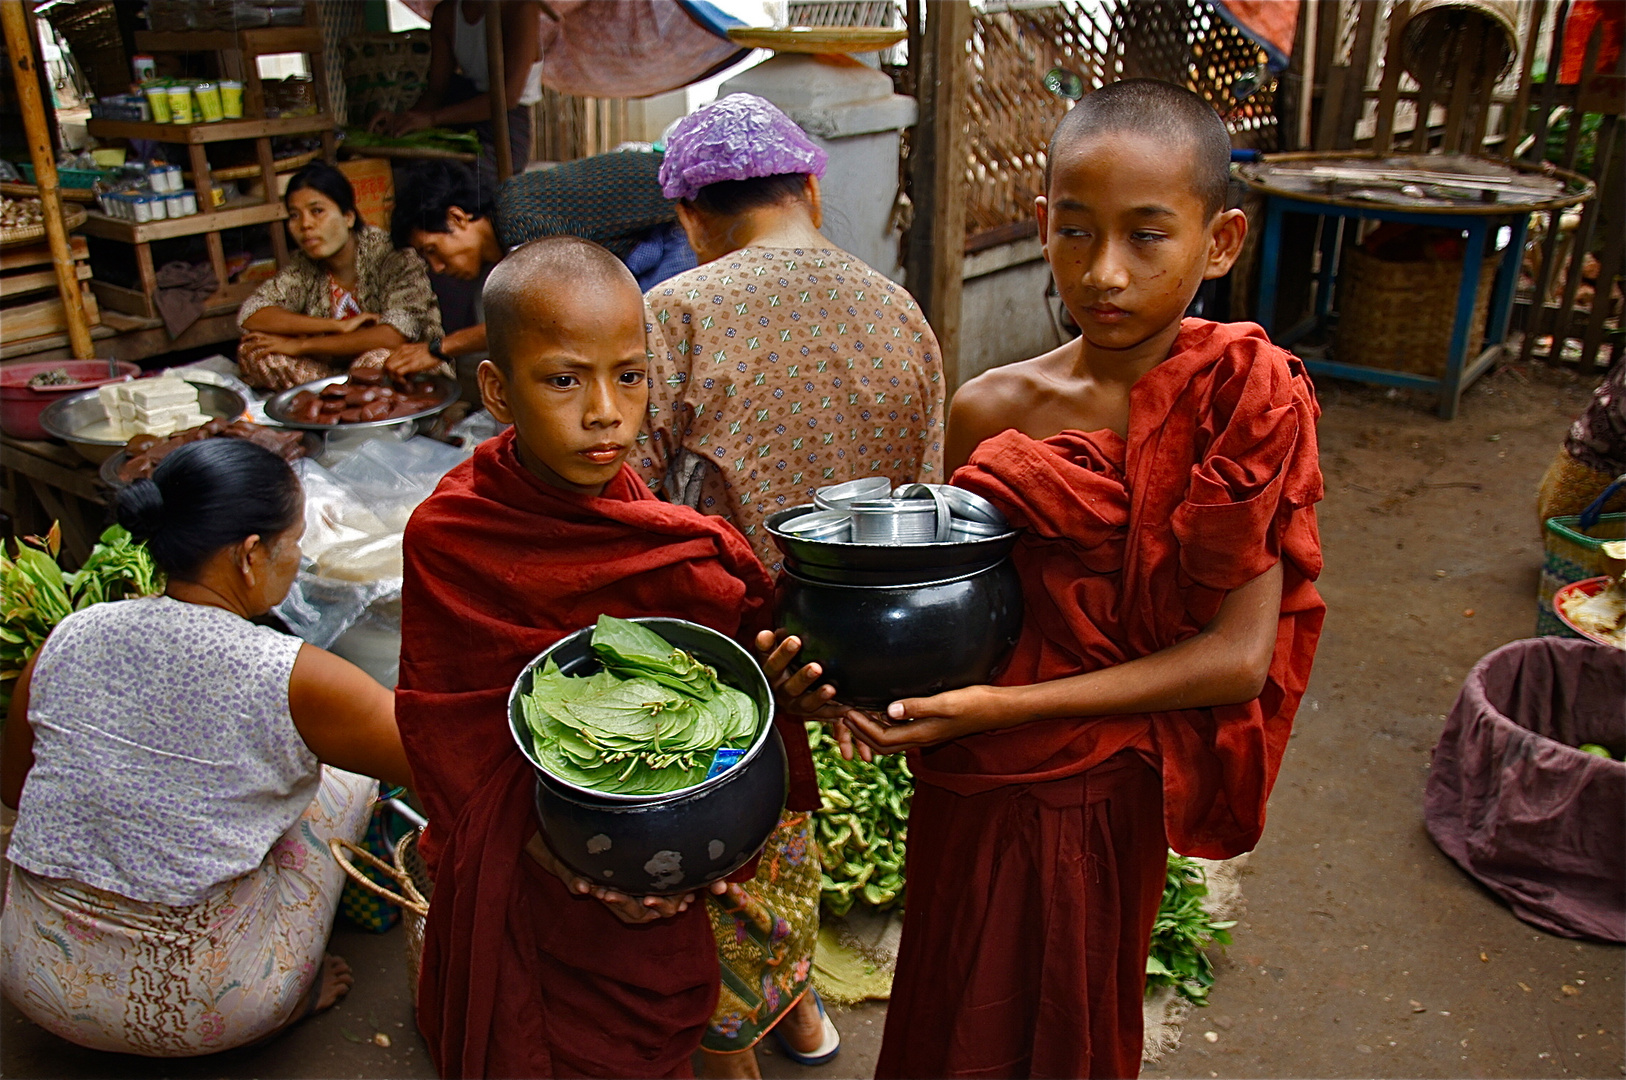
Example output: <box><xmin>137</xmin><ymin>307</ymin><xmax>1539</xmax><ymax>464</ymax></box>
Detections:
<box><xmin>509</xmin><ymin>618</ymin><xmax>788</xmax><ymax>896</ymax></box>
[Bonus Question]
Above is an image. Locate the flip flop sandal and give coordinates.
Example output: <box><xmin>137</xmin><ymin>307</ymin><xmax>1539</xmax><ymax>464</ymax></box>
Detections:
<box><xmin>770</xmin><ymin>987</ymin><xmax>841</xmax><ymax>1067</ymax></box>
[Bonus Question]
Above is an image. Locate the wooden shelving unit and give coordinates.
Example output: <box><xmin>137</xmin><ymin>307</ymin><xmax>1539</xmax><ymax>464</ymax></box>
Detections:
<box><xmin>80</xmin><ymin>16</ymin><xmax>336</xmax><ymax>320</ymax></box>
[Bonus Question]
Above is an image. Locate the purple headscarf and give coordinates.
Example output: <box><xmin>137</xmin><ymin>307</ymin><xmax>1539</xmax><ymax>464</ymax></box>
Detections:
<box><xmin>658</xmin><ymin>93</ymin><xmax>829</xmax><ymax>202</ymax></box>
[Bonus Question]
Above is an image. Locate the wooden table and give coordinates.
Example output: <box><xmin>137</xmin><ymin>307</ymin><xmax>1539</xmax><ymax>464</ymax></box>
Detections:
<box><xmin>1</xmin><ymin>435</ymin><xmax>112</xmax><ymax>565</ymax></box>
<box><xmin>1241</xmin><ymin>153</ymin><xmax>1592</xmax><ymax>419</ymax></box>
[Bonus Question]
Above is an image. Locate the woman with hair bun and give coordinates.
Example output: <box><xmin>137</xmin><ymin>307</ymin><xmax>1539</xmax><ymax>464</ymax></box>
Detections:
<box><xmin>237</xmin><ymin>161</ymin><xmax>445</xmax><ymax>390</ymax></box>
<box><xmin>0</xmin><ymin>439</ymin><xmax>411</xmax><ymax>1056</ymax></box>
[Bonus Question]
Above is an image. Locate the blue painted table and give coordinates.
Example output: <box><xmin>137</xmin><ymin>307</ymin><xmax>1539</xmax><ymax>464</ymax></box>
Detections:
<box><xmin>1241</xmin><ymin>155</ymin><xmax>1591</xmax><ymax>419</ymax></box>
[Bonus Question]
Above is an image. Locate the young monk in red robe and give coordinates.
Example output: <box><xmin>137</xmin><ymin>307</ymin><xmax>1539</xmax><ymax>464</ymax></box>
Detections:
<box><xmin>395</xmin><ymin>238</ymin><xmax>827</xmax><ymax>1078</ymax></box>
<box><xmin>847</xmin><ymin>80</ymin><xmax>1327</xmax><ymax>1079</ymax></box>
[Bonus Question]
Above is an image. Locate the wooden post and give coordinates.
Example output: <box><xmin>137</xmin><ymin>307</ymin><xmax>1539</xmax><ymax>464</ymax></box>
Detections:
<box><xmin>2</xmin><ymin>0</ymin><xmax>93</xmax><ymax>359</ymax></box>
<box><xmin>486</xmin><ymin>1</ymin><xmax>513</xmax><ymax>182</ymax></box>
<box><xmin>904</xmin><ymin>0</ymin><xmax>970</xmax><ymax>398</ymax></box>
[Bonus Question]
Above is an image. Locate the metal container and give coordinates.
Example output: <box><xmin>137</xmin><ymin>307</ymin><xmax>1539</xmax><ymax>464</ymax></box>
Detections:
<box><xmin>849</xmin><ymin>498</ymin><xmax>945</xmax><ymax>544</ymax></box>
<box><xmin>775</xmin><ymin>560</ymin><xmax>1024</xmax><ymax>705</ymax></box>
<box><xmin>778</xmin><ymin>508</ymin><xmax>853</xmax><ymax>542</ymax></box>
<box><xmin>814</xmin><ymin>476</ymin><xmax>891</xmax><ymax>511</ymax></box>
<box><xmin>263</xmin><ymin>373</ymin><xmax>461</xmax><ymax>443</ymax></box>
<box><xmin>766</xmin><ymin>504</ymin><xmax>1018</xmax><ymax>578</ymax></box>
<box><xmin>509</xmin><ymin>617</ymin><xmax>787</xmax><ymax>896</ymax></box>
<box><xmin>37</xmin><ymin>378</ymin><xmax>245</xmax><ymax>464</ymax></box>
<box><xmin>895</xmin><ymin>482</ymin><xmax>1008</xmax><ymax>527</ymax></box>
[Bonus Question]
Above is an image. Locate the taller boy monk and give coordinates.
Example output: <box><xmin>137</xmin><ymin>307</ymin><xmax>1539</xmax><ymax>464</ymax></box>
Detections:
<box><xmin>395</xmin><ymin>238</ymin><xmax>824</xmax><ymax>1078</ymax></box>
<box><xmin>850</xmin><ymin>79</ymin><xmax>1327</xmax><ymax>1078</ymax></box>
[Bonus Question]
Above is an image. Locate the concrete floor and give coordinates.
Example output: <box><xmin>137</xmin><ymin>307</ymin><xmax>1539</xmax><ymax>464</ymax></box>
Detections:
<box><xmin>3</xmin><ymin>361</ymin><xmax>1622</xmax><ymax>1079</ymax></box>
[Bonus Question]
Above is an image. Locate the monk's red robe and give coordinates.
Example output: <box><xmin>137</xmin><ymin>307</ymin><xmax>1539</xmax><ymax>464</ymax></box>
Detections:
<box><xmin>876</xmin><ymin>320</ymin><xmax>1326</xmax><ymax>1079</ymax></box>
<box><xmin>396</xmin><ymin>429</ymin><xmax>818</xmax><ymax>1079</ymax></box>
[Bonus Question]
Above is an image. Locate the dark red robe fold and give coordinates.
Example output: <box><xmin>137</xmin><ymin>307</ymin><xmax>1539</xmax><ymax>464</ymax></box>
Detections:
<box><xmin>877</xmin><ymin>320</ymin><xmax>1326</xmax><ymax>1080</ymax></box>
<box><xmin>396</xmin><ymin>428</ymin><xmax>817</xmax><ymax>1079</ymax></box>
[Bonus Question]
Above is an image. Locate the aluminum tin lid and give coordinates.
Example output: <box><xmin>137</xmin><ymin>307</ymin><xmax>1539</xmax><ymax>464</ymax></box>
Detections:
<box><xmin>813</xmin><ymin>476</ymin><xmax>891</xmax><ymax>511</ymax></box>
<box><xmin>894</xmin><ymin>482</ymin><xmax>1007</xmax><ymax>527</ymax></box>
<box><xmin>779</xmin><ymin>508</ymin><xmax>853</xmax><ymax>541</ymax></box>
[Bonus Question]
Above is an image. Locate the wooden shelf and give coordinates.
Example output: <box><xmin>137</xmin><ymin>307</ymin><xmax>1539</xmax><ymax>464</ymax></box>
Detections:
<box><xmin>85</xmin><ymin>114</ymin><xmax>331</xmax><ymax>145</ymax></box>
<box><xmin>134</xmin><ymin>26</ymin><xmax>322</xmax><ymax>55</ymax></box>
<box><xmin>79</xmin><ymin>198</ymin><xmax>286</xmax><ymax>243</ymax></box>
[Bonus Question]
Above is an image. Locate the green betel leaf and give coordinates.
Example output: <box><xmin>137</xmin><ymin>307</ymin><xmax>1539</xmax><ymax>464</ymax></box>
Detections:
<box><xmin>520</xmin><ymin>620</ymin><xmax>763</xmax><ymax>796</ymax></box>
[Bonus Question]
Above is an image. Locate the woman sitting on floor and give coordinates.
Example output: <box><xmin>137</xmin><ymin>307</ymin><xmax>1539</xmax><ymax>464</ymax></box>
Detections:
<box><xmin>0</xmin><ymin>439</ymin><xmax>413</xmax><ymax>1056</ymax></box>
<box><xmin>237</xmin><ymin>162</ymin><xmax>446</xmax><ymax>390</ymax></box>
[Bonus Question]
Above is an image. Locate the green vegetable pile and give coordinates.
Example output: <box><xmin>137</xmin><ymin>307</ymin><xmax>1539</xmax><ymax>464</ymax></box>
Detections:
<box><xmin>1146</xmin><ymin>855</ymin><xmax>1237</xmax><ymax>1006</ymax></box>
<box><xmin>2</xmin><ymin>523</ymin><xmax>163</xmax><ymax>715</ymax></box>
<box><xmin>520</xmin><ymin>615</ymin><xmax>759</xmax><ymax>796</ymax></box>
<box><xmin>808</xmin><ymin>722</ymin><xmax>911</xmax><ymax>916</ymax></box>
<box><xmin>343</xmin><ymin>127</ymin><xmax>483</xmax><ymax>156</ymax></box>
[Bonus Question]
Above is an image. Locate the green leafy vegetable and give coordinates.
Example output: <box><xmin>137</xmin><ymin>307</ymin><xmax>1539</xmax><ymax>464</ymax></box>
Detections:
<box><xmin>1145</xmin><ymin>855</ymin><xmax>1236</xmax><ymax>1006</ymax></box>
<box><xmin>520</xmin><ymin>615</ymin><xmax>758</xmax><ymax>796</ymax></box>
<box><xmin>1</xmin><ymin>523</ymin><xmax>164</xmax><ymax>716</ymax></box>
<box><xmin>808</xmin><ymin>722</ymin><xmax>912</xmax><ymax>916</ymax></box>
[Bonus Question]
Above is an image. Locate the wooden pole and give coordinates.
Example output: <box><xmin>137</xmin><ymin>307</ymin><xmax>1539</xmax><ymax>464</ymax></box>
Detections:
<box><xmin>2</xmin><ymin>0</ymin><xmax>92</xmax><ymax>359</ymax></box>
<box><xmin>485</xmin><ymin>1</ymin><xmax>513</xmax><ymax>182</ymax></box>
<box><xmin>904</xmin><ymin>0</ymin><xmax>971</xmax><ymax>398</ymax></box>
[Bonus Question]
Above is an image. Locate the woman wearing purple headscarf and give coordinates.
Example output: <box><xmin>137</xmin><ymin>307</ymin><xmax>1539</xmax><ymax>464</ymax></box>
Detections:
<box><xmin>634</xmin><ymin>93</ymin><xmax>946</xmax><ymax>1080</ymax></box>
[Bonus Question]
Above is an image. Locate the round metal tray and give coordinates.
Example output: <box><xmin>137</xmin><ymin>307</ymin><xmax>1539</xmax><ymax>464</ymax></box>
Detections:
<box><xmin>38</xmin><ymin>378</ymin><xmax>246</xmax><ymax>465</ymax></box>
<box><xmin>262</xmin><ymin>373</ymin><xmax>460</xmax><ymax>434</ymax></box>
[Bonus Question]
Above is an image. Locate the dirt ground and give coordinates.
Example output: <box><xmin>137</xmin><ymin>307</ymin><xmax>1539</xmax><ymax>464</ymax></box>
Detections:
<box><xmin>3</xmin><ymin>360</ymin><xmax>1623</xmax><ymax>1079</ymax></box>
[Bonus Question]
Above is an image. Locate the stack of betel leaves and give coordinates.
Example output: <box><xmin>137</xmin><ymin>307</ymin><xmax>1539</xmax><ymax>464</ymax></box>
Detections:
<box><xmin>519</xmin><ymin>615</ymin><xmax>759</xmax><ymax>797</ymax></box>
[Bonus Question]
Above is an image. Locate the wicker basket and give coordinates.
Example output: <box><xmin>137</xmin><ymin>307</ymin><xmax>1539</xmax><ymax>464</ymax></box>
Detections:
<box><xmin>1538</xmin><ymin>513</ymin><xmax>1626</xmax><ymax>637</ymax></box>
<box><xmin>331</xmin><ymin>828</ymin><xmax>432</xmax><ymax>997</ymax></box>
<box><xmin>1335</xmin><ymin>246</ymin><xmax>1501</xmax><ymax>377</ymax></box>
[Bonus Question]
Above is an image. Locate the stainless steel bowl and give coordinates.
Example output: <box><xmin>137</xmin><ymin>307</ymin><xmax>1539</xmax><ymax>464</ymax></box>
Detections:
<box><xmin>38</xmin><ymin>379</ymin><xmax>248</xmax><ymax>464</ymax></box>
<box><xmin>262</xmin><ymin>374</ymin><xmax>460</xmax><ymax>438</ymax></box>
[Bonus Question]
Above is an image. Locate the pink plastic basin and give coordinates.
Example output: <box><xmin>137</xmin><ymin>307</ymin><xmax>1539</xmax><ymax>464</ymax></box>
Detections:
<box><xmin>0</xmin><ymin>360</ymin><xmax>140</xmax><ymax>440</ymax></box>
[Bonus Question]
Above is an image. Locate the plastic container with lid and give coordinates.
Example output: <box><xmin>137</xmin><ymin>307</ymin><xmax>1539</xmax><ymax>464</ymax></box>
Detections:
<box><xmin>166</xmin><ymin>191</ymin><xmax>189</xmax><ymax>217</ymax></box>
<box><xmin>147</xmin><ymin>192</ymin><xmax>168</xmax><ymax>220</ymax></box>
<box><xmin>166</xmin><ymin>83</ymin><xmax>195</xmax><ymax>124</ymax></box>
<box><xmin>179</xmin><ymin>189</ymin><xmax>198</xmax><ymax>215</ymax></box>
<box><xmin>132</xmin><ymin>194</ymin><xmax>153</xmax><ymax>223</ymax></box>
<box><xmin>194</xmin><ymin>81</ymin><xmax>223</xmax><ymax>122</ymax></box>
<box><xmin>142</xmin><ymin>81</ymin><xmax>171</xmax><ymax>123</ymax></box>
<box><xmin>219</xmin><ymin>79</ymin><xmax>243</xmax><ymax>118</ymax></box>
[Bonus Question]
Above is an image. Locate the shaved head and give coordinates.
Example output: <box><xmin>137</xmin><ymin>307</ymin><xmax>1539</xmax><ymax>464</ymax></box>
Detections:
<box><xmin>483</xmin><ymin>237</ymin><xmax>644</xmax><ymax>372</ymax></box>
<box><xmin>1047</xmin><ymin>79</ymin><xmax>1232</xmax><ymax>218</ymax></box>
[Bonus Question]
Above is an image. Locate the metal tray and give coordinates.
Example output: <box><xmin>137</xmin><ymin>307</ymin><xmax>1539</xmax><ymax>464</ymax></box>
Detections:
<box><xmin>38</xmin><ymin>379</ymin><xmax>247</xmax><ymax>465</ymax></box>
<box><xmin>262</xmin><ymin>373</ymin><xmax>460</xmax><ymax>434</ymax></box>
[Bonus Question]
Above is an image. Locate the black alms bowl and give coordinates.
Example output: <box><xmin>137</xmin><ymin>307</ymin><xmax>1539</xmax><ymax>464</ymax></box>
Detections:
<box><xmin>509</xmin><ymin>618</ymin><xmax>787</xmax><ymax>896</ymax></box>
<box><xmin>775</xmin><ymin>559</ymin><xmax>1025</xmax><ymax>706</ymax></box>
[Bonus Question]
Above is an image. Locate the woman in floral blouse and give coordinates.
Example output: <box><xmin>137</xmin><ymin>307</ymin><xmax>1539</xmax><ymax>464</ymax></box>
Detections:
<box><xmin>237</xmin><ymin>163</ymin><xmax>445</xmax><ymax>390</ymax></box>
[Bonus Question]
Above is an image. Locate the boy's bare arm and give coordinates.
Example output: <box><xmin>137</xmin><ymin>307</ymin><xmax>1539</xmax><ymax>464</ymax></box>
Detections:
<box><xmin>843</xmin><ymin>561</ymin><xmax>1284</xmax><ymax>753</ymax></box>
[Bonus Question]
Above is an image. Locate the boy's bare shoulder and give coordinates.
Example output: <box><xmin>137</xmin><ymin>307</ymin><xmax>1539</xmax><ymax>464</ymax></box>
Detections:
<box><xmin>946</xmin><ymin>342</ymin><xmax>1076</xmax><ymax>467</ymax></box>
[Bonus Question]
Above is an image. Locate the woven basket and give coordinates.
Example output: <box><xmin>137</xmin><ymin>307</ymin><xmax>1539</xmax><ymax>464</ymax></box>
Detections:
<box><xmin>0</xmin><ymin>205</ymin><xmax>88</xmax><ymax>248</ymax></box>
<box><xmin>331</xmin><ymin>827</ymin><xmax>432</xmax><ymax>999</ymax></box>
<box><xmin>1336</xmin><ymin>246</ymin><xmax>1501</xmax><ymax>377</ymax></box>
<box><xmin>1538</xmin><ymin>513</ymin><xmax>1626</xmax><ymax>637</ymax></box>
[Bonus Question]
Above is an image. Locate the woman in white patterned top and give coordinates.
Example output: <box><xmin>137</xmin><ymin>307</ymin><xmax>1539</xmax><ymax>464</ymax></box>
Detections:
<box><xmin>0</xmin><ymin>440</ymin><xmax>412</xmax><ymax>1056</ymax></box>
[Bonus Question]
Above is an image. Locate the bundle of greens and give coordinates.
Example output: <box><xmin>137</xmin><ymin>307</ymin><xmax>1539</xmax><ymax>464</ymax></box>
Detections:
<box><xmin>520</xmin><ymin>615</ymin><xmax>759</xmax><ymax>796</ymax></box>
<box><xmin>808</xmin><ymin>722</ymin><xmax>911</xmax><ymax>916</ymax></box>
<box><xmin>1</xmin><ymin>523</ymin><xmax>163</xmax><ymax>715</ymax></box>
<box><xmin>343</xmin><ymin>127</ymin><xmax>484</xmax><ymax>156</ymax></box>
<box><xmin>1146</xmin><ymin>855</ymin><xmax>1237</xmax><ymax>1006</ymax></box>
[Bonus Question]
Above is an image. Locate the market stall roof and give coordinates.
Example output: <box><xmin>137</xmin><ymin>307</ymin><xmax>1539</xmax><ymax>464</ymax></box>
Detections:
<box><xmin>403</xmin><ymin>0</ymin><xmax>749</xmax><ymax>99</ymax></box>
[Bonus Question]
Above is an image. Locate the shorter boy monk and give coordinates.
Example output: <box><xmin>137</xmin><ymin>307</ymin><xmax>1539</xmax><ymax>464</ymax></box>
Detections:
<box><xmin>395</xmin><ymin>238</ymin><xmax>827</xmax><ymax>1078</ymax></box>
<box><xmin>848</xmin><ymin>79</ymin><xmax>1328</xmax><ymax>1078</ymax></box>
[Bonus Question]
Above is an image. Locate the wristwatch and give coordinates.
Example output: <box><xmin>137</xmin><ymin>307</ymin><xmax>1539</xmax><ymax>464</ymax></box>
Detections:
<box><xmin>427</xmin><ymin>336</ymin><xmax>447</xmax><ymax>361</ymax></box>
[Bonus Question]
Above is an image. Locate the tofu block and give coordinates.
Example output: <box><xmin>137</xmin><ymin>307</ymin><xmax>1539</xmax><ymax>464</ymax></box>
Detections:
<box><xmin>132</xmin><ymin>416</ymin><xmax>179</xmax><ymax>436</ymax></box>
<box><xmin>129</xmin><ymin>383</ymin><xmax>198</xmax><ymax>411</ymax></box>
<box><xmin>133</xmin><ymin>401</ymin><xmax>193</xmax><ymax>424</ymax></box>
<box><xmin>117</xmin><ymin>400</ymin><xmax>136</xmax><ymax>420</ymax></box>
<box><xmin>97</xmin><ymin>384</ymin><xmax>121</xmax><ymax>420</ymax></box>
<box><xmin>171</xmin><ymin>411</ymin><xmax>210</xmax><ymax>431</ymax></box>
